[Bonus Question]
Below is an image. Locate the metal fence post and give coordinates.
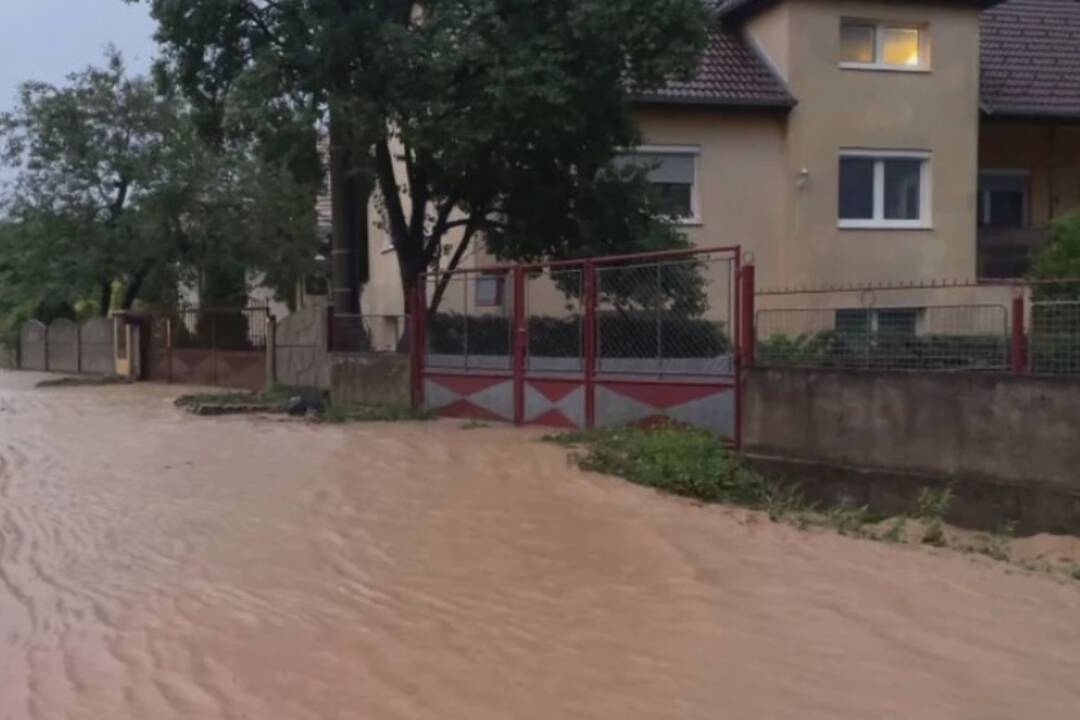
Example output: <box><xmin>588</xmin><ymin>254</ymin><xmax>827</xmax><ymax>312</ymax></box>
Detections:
<box><xmin>512</xmin><ymin>266</ymin><xmax>527</xmax><ymax>426</ymax></box>
<box><xmin>584</xmin><ymin>260</ymin><xmax>598</xmax><ymax>429</ymax></box>
<box><xmin>739</xmin><ymin>264</ymin><xmax>756</xmax><ymax>369</ymax></box>
<box><xmin>1011</xmin><ymin>294</ymin><xmax>1027</xmax><ymax>374</ymax></box>
<box><xmin>411</xmin><ymin>281</ymin><xmax>427</xmax><ymax>410</ymax></box>
<box><xmin>267</xmin><ymin>314</ymin><xmax>277</xmax><ymax>387</ymax></box>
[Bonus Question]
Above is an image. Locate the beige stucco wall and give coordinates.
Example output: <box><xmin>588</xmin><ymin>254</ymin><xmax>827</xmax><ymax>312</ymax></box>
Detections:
<box><xmin>979</xmin><ymin>123</ymin><xmax>1080</xmax><ymax>226</ymax></box>
<box><xmin>636</xmin><ymin>108</ymin><xmax>788</xmax><ymax>282</ymax></box>
<box><xmin>361</xmin><ymin>0</ymin><xmax>995</xmax><ymax>319</ymax></box>
<box><xmin>763</xmin><ymin>0</ymin><xmax>983</xmax><ymax>287</ymax></box>
<box><xmin>745</xmin><ymin>1</ymin><xmax>791</xmax><ymax>80</ymax></box>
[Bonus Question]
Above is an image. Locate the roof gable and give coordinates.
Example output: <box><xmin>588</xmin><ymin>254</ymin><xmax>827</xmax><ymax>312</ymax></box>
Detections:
<box><xmin>637</xmin><ymin>26</ymin><xmax>795</xmax><ymax>108</ymax></box>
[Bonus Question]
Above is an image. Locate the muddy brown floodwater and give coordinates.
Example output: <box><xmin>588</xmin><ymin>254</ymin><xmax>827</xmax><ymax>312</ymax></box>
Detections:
<box><xmin>2</xmin><ymin>370</ymin><xmax>1080</xmax><ymax>719</ymax></box>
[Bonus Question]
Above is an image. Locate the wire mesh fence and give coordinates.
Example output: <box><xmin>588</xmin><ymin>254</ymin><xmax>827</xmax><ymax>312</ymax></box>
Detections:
<box><xmin>425</xmin><ymin>269</ymin><xmax>514</xmax><ymax>371</ymax></box>
<box><xmin>595</xmin><ymin>254</ymin><xmax>735</xmax><ymax>376</ymax></box>
<box><xmin>1030</xmin><ymin>301</ymin><xmax>1080</xmax><ymax>375</ymax></box>
<box><xmin>172</xmin><ymin>307</ymin><xmax>270</xmax><ymax>351</ymax></box>
<box><xmin>526</xmin><ymin>268</ymin><xmax>583</xmax><ymax>374</ymax></box>
<box><xmin>418</xmin><ymin>250</ymin><xmax>739</xmax><ymax>378</ymax></box>
<box><xmin>756</xmin><ymin>304</ymin><xmax>1010</xmax><ymax>372</ymax></box>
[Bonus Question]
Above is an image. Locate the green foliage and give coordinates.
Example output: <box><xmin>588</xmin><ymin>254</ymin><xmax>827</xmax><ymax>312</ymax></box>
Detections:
<box><xmin>881</xmin><ymin>517</ymin><xmax>908</xmax><ymax>544</ymax></box>
<box><xmin>915</xmin><ymin>486</ymin><xmax>954</xmax><ymax>521</ymax></box>
<box><xmin>825</xmin><ymin>503</ymin><xmax>875</xmax><ymax>538</ymax></box>
<box><xmin>319</xmin><ymin>403</ymin><xmax>434</xmax><ymax>425</ymax></box>
<box><xmin>546</xmin><ymin>425</ymin><xmax>790</xmax><ymax>508</ymax></box>
<box><xmin>757</xmin><ymin>331</ymin><xmax>839</xmax><ymax>367</ymax></box>
<box><xmin>758</xmin><ymin>331</ymin><xmax>1008</xmax><ymax>371</ymax></box>
<box><xmin>1029</xmin><ymin>211</ymin><xmax>1080</xmax><ymax>300</ymax></box>
<box><xmin>427</xmin><ymin>312</ymin><xmax>730</xmax><ymax>358</ymax></box>
<box><xmin>914</xmin><ymin>486</ymin><xmax>953</xmax><ymax>547</ymax></box>
<box><xmin>0</xmin><ymin>50</ymin><xmax>319</xmax><ymax>332</ymax></box>
<box><xmin>143</xmin><ymin>0</ymin><xmax>711</xmax><ymax>305</ymax></box>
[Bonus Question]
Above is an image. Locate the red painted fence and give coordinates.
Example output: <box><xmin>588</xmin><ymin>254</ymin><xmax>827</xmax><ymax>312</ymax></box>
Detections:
<box><xmin>411</xmin><ymin>247</ymin><xmax>753</xmax><ymax>447</ymax></box>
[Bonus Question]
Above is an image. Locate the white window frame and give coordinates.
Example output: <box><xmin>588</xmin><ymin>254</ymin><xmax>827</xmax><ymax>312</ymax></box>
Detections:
<box><xmin>839</xmin><ymin>20</ymin><xmax>930</xmax><ymax>72</ymax></box>
<box><xmin>623</xmin><ymin>144</ymin><xmax>702</xmax><ymax>226</ymax></box>
<box><xmin>838</xmin><ymin>149</ymin><xmax>932</xmax><ymax>230</ymax></box>
<box><xmin>978</xmin><ymin>169</ymin><xmax>1030</xmax><ymax>227</ymax></box>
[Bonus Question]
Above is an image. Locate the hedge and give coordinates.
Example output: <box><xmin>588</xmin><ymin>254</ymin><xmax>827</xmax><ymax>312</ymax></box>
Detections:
<box><xmin>427</xmin><ymin>312</ymin><xmax>731</xmax><ymax>358</ymax></box>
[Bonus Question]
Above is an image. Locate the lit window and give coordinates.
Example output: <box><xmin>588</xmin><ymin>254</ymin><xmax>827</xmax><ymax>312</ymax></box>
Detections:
<box><xmin>978</xmin><ymin>171</ymin><xmax>1028</xmax><ymax>228</ymax></box>
<box><xmin>840</xmin><ymin>20</ymin><xmax>927</xmax><ymax>69</ymax></box>
<box><xmin>614</xmin><ymin>148</ymin><xmax>699</xmax><ymax>222</ymax></box>
<box><xmin>838</xmin><ymin>151</ymin><xmax>931</xmax><ymax>229</ymax></box>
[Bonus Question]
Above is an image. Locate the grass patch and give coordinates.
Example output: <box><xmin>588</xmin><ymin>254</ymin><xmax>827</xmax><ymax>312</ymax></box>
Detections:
<box><xmin>548</xmin><ymin>425</ymin><xmax>1080</xmax><ymax>582</ymax></box>
<box><xmin>176</xmin><ymin>386</ymin><xmax>433</xmax><ymax>424</ymax></box>
<box><xmin>318</xmin><ymin>403</ymin><xmax>434</xmax><ymax>424</ymax></box>
<box><xmin>36</xmin><ymin>375</ymin><xmax>130</xmax><ymax>389</ymax></box>
<box><xmin>174</xmin><ymin>391</ymin><xmax>261</xmax><ymax>409</ymax></box>
<box><xmin>545</xmin><ymin>426</ymin><xmax>796</xmax><ymax>513</ymax></box>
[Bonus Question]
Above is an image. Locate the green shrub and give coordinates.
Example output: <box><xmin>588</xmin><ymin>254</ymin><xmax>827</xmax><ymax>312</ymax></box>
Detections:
<box><xmin>758</xmin><ymin>332</ymin><xmax>1008</xmax><ymax>371</ymax></box>
<box><xmin>427</xmin><ymin>312</ymin><xmax>730</xmax><ymax>358</ymax></box>
<box><xmin>546</xmin><ymin>425</ymin><xmax>788</xmax><ymax>508</ymax></box>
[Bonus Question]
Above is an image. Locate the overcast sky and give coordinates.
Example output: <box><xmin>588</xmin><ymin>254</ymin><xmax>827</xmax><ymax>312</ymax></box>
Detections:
<box><xmin>0</xmin><ymin>0</ymin><xmax>158</xmax><ymax>112</ymax></box>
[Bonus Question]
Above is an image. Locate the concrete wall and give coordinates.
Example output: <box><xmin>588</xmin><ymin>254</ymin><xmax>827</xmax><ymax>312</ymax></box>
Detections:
<box><xmin>330</xmin><ymin>353</ymin><xmax>411</xmax><ymax>407</ymax></box>
<box><xmin>19</xmin><ymin>321</ymin><xmax>47</xmax><ymax>371</ymax></box>
<box><xmin>274</xmin><ymin>304</ymin><xmax>332</xmax><ymax>389</ymax></box>
<box><xmin>47</xmin><ymin>319</ymin><xmax>79</xmax><ymax>373</ymax></box>
<box><xmin>744</xmin><ymin>367</ymin><xmax>1080</xmax><ymax>491</ymax></box>
<box><xmin>0</xmin><ymin>345</ymin><xmax>15</xmax><ymax>369</ymax></box>
<box><xmin>79</xmin><ymin>317</ymin><xmax>115</xmax><ymax>375</ymax></box>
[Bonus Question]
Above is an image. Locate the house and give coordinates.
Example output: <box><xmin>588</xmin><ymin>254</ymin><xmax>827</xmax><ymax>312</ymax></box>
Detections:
<box><xmin>353</xmin><ymin>0</ymin><xmax>1080</xmax><ymax>327</ymax></box>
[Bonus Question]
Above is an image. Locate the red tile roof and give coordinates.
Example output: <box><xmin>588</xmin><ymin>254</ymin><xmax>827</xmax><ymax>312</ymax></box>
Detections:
<box><xmin>648</xmin><ymin>0</ymin><xmax>1080</xmax><ymax>121</ymax></box>
<box><xmin>981</xmin><ymin>0</ymin><xmax>1080</xmax><ymax>119</ymax></box>
<box><xmin>636</xmin><ymin>27</ymin><xmax>795</xmax><ymax>108</ymax></box>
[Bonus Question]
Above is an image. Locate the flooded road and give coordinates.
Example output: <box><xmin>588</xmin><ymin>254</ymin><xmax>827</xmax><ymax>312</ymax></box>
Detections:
<box><xmin>1</xmin><ymin>370</ymin><xmax>1079</xmax><ymax>719</ymax></box>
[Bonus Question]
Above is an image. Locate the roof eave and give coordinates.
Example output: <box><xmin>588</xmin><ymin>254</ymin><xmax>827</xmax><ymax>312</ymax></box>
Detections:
<box><xmin>721</xmin><ymin>0</ymin><xmax>1005</xmax><ymax>25</ymax></box>
<box><xmin>632</xmin><ymin>94</ymin><xmax>797</xmax><ymax>111</ymax></box>
<box><xmin>982</xmin><ymin>104</ymin><xmax>1080</xmax><ymax>124</ymax></box>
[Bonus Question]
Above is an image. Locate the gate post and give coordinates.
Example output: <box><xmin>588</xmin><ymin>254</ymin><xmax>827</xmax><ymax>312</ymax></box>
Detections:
<box><xmin>583</xmin><ymin>260</ymin><xmax>598</xmax><ymax>429</ymax></box>
<box><xmin>267</xmin><ymin>314</ymin><xmax>277</xmax><ymax>387</ymax></box>
<box><xmin>166</xmin><ymin>318</ymin><xmax>174</xmax><ymax>384</ymax></box>
<box><xmin>739</xmin><ymin>264</ymin><xmax>756</xmax><ymax>369</ymax></box>
<box><xmin>410</xmin><ymin>280</ymin><xmax>428</xmax><ymax>410</ymax></box>
<box><xmin>512</xmin><ymin>266</ymin><xmax>527</xmax><ymax>426</ymax></box>
<box><xmin>1010</xmin><ymin>294</ymin><xmax>1027</xmax><ymax>374</ymax></box>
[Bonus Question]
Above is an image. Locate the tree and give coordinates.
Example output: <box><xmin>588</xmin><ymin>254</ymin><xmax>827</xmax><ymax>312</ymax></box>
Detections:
<box><xmin>0</xmin><ymin>51</ymin><xmax>320</xmax><ymax>319</ymax></box>
<box><xmin>0</xmin><ymin>51</ymin><xmax>174</xmax><ymax>314</ymax></box>
<box><xmin>1029</xmin><ymin>211</ymin><xmax>1080</xmax><ymax>301</ymax></box>
<box><xmin>141</xmin><ymin>0</ymin><xmax>710</xmax><ymax>310</ymax></box>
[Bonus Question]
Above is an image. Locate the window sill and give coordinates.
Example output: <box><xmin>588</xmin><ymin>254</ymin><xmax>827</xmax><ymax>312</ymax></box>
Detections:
<box><xmin>838</xmin><ymin>220</ymin><xmax>933</xmax><ymax>231</ymax></box>
<box><xmin>838</xmin><ymin>62</ymin><xmax>931</xmax><ymax>74</ymax></box>
<box><xmin>673</xmin><ymin>217</ymin><xmax>703</xmax><ymax>228</ymax></box>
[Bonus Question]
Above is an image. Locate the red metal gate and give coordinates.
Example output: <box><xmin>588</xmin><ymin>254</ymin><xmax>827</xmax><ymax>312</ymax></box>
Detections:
<box><xmin>411</xmin><ymin>247</ymin><xmax>752</xmax><ymax>446</ymax></box>
<box><xmin>146</xmin><ymin>307</ymin><xmax>270</xmax><ymax>392</ymax></box>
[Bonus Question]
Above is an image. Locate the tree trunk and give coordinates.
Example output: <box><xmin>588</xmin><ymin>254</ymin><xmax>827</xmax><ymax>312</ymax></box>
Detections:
<box><xmin>120</xmin><ymin>266</ymin><xmax>151</xmax><ymax>311</ymax></box>
<box><xmin>328</xmin><ymin>107</ymin><xmax>371</xmax><ymax>317</ymax></box>
<box><xmin>99</xmin><ymin>281</ymin><xmax>113</xmax><ymax>317</ymax></box>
